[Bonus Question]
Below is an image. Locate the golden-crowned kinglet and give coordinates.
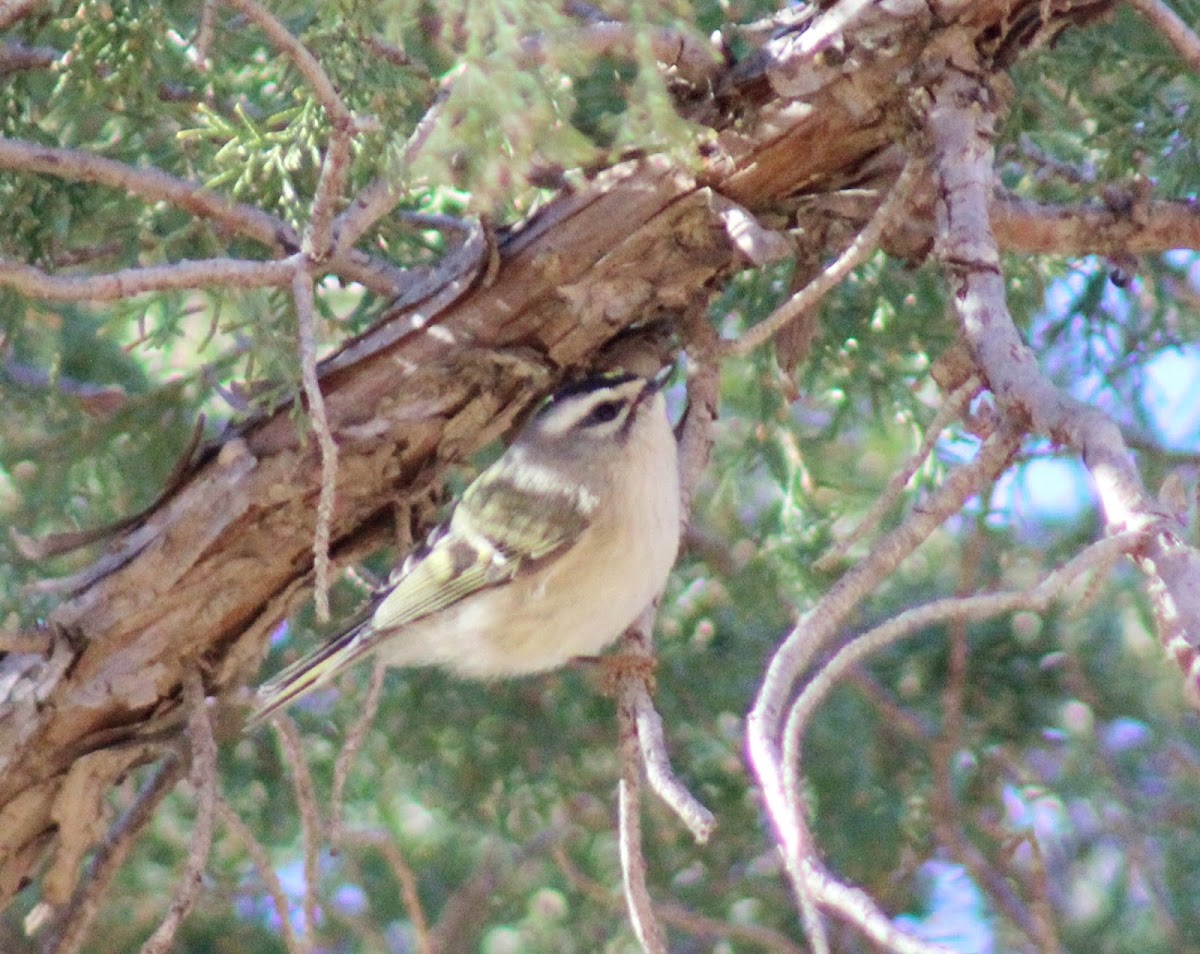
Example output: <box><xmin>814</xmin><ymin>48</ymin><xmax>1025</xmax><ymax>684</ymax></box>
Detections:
<box><xmin>250</xmin><ymin>372</ymin><xmax>680</xmax><ymax>724</ymax></box>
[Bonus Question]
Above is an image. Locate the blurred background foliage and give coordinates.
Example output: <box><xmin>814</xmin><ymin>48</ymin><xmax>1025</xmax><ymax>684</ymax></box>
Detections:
<box><xmin>1</xmin><ymin>0</ymin><xmax>1199</xmax><ymax>951</ymax></box>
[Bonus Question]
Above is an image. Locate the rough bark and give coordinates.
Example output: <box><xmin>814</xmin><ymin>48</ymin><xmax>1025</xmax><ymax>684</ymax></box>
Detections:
<box><xmin>0</xmin><ymin>0</ymin><xmax>1122</xmax><ymax>915</ymax></box>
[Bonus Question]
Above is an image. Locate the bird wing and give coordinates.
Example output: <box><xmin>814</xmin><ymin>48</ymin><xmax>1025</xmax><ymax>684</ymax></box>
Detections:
<box><xmin>369</xmin><ymin>461</ymin><xmax>598</xmax><ymax>632</ymax></box>
<box><xmin>248</xmin><ymin>458</ymin><xmax>597</xmax><ymax>726</ymax></box>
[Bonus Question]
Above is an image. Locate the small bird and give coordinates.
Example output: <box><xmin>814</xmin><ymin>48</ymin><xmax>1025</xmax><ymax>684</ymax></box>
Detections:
<box><xmin>249</xmin><ymin>371</ymin><xmax>681</xmax><ymax>725</ymax></box>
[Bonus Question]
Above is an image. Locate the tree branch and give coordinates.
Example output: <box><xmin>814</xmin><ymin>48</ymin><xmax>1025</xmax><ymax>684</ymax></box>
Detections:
<box><xmin>747</xmin><ymin>421</ymin><xmax>1024</xmax><ymax>950</ymax></box>
<box><xmin>0</xmin><ymin>138</ymin><xmax>296</xmax><ymax>252</ymax></box>
<box><xmin>929</xmin><ymin>56</ymin><xmax>1200</xmax><ymax>703</ymax></box>
<box><xmin>139</xmin><ymin>673</ymin><xmax>218</xmax><ymax>954</ymax></box>
<box><xmin>0</xmin><ymin>256</ymin><xmax>299</xmax><ymax>300</ymax></box>
<box><xmin>43</xmin><ymin>756</ymin><xmax>184</xmax><ymax>954</ymax></box>
<box><xmin>1126</xmin><ymin>0</ymin><xmax>1200</xmax><ymax>73</ymax></box>
<box><xmin>727</xmin><ymin>155</ymin><xmax>923</xmax><ymax>357</ymax></box>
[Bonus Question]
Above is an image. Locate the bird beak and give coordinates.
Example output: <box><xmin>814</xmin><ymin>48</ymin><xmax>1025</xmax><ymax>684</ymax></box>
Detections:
<box><xmin>647</xmin><ymin>364</ymin><xmax>674</xmax><ymax>394</ymax></box>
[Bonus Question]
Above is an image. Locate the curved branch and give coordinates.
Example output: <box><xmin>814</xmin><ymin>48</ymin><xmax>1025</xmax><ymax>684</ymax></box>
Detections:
<box><xmin>0</xmin><ymin>138</ymin><xmax>296</xmax><ymax>252</ymax></box>
<box><xmin>930</xmin><ymin>59</ymin><xmax>1200</xmax><ymax>702</ymax></box>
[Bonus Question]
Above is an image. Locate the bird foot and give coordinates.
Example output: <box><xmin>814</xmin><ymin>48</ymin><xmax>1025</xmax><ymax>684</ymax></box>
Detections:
<box><xmin>571</xmin><ymin>652</ymin><xmax>658</xmax><ymax>696</ymax></box>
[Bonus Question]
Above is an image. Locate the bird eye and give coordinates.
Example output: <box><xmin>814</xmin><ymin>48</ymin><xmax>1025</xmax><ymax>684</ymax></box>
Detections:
<box><xmin>583</xmin><ymin>400</ymin><xmax>623</xmax><ymax>426</ymax></box>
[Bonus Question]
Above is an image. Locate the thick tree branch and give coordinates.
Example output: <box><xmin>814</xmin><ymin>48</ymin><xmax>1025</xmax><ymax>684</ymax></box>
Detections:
<box><xmin>929</xmin><ymin>56</ymin><xmax>1200</xmax><ymax>702</ymax></box>
<box><xmin>991</xmin><ymin>194</ymin><xmax>1200</xmax><ymax>254</ymax></box>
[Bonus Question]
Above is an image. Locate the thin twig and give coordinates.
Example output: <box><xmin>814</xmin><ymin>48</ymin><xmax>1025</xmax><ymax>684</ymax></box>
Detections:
<box><xmin>0</xmin><ymin>256</ymin><xmax>298</xmax><ymax>300</ymax></box>
<box><xmin>782</xmin><ymin>532</ymin><xmax>1145</xmax><ymax>786</ymax></box>
<box><xmin>336</xmin><ymin>829</ymin><xmax>431</xmax><ymax>954</ymax></box>
<box><xmin>217</xmin><ymin>798</ymin><xmax>309</xmax><ymax>954</ymax></box>
<box><xmin>0</xmin><ymin>136</ymin><xmax>401</xmax><ymax>297</ymax></box>
<box><xmin>926</xmin><ymin>528</ymin><xmax>1049</xmax><ymax>945</ymax></box>
<box><xmin>632</xmin><ymin>689</ymin><xmax>715</xmax><ymax>843</ymax></box>
<box><xmin>323</xmin><ymin>655</ymin><xmax>433</xmax><ymax>953</ymax></box>
<box><xmin>726</xmin><ymin>155</ymin><xmax>922</xmax><ymax>357</ymax></box>
<box><xmin>0</xmin><ymin>137</ymin><xmax>294</xmax><ymax>252</ymax></box>
<box><xmin>274</xmin><ymin>716</ymin><xmax>324</xmax><ymax>939</ymax></box>
<box><xmin>330</xmin><ymin>658</ymin><xmax>387</xmax><ymax>820</ymax></box>
<box><xmin>614</xmin><ymin>313</ymin><xmax>719</xmax><ymax>845</ymax></box>
<box><xmin>747</xmin><ymin>422</ymin><xmax>1024</xmax><ymax>951</ymax></box>
<box><xmin>331</xmin><ymin>80</ymin><xmax>450</xmax><ymax>254</ymax></box>
<box><xmin>0</xmin><ymin>41</ymin><xmax>59</xmax><ymax>75</ymax></box>
<box><xmin>678</xmin><ymin>311</ymin><xmax>721</xmax><ymax>520</ymax></box>
<box><xmin>814</xmin><ymin>374</ymin><xmax>983</xmax><ymax>571</ymax></box>
<box><xmin>615</xmin><ymin>655</ymin><xmax>668</xmax><ymax>954</ymax></box>
<box><xmin>220</xmin><ymin>0</ymin><xmax>353</xmax><ymax>127</ymax></box>
<box><xmin>0</xmin><ymin>0</ymin><xmax>51</xmax><ymax>31</ymax></box>
<box><xmin>44</xmin><ymin>756</ymin><xmax>184</xmax><ymax>954</ymax></box>
<box><xmin>292</xmin><ymin>268</ymin><xmax>339</xmax><ymax>622</ymax></box>
<box><xmin>552</xmin><ymin>846</ymin><xmax>805</xmax><ymax>954</ymax></box>
<box><xmin>306</xmin><ymin>130</ymin><xmax>352</xmax><ymax>263</ymax></box>
<box><xmin>191</xmin><ymin>0</ymin><xmax>217</xmax><ymax>68</ymax></box>
<box><xmin>139</xmin><ymin>673</ymin><xmax>219</xmax><ymax>954</ymax></box>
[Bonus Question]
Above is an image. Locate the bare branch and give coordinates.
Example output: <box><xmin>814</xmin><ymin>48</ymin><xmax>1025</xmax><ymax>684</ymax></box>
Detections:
<box><xmin>770</xmin><ymin>533</ymin><xmax>1146</xmax><ymax>950</ymax></box>
<box><xmin>330</xmin><ymin>658</ymin><xmax>386</xmax><ymax>822</ymax></box>
<box><xmin>331</xmin><ymin>81</ymin><xmax>449</xmax><ymax>254</ymax></box>
<box><xmin>0</xmin><ymin>0</ymin><xmax>52</xmax><ymax>33</ymax></box>
<box><xmin>1126</xmin><ymin>0</ymin><xmax>1200</xmax><ymax>73</ymax></box>
<box><xmin>306</xmin><ymin>130</ymin><xmax>353</xmax><ymax>263</ymax></box>
<box><xmin>0</xmin><ymin>138</ymin><xmax>401</xmax><ymax>297</ymax></box>
<box><xmin>678</xmin><ymin>312</ymin><xmax>721</xmax><ymax>521</ymax></box>
<box><xmin>633</xmin><ymin>688</ymin><xmax>715</xmax><ymax>843</ymax></box>
<box><xmin>552</xmin><ymin>845</ymin><xmax>805</xmax><ymax>954</ymax></box>
<box><xmin>274</xmin><ymin>717</ymin><xmax>324</xmax><ymax>940</ymax></box>
<box><xmin>335</xmin><ymin>829</ymin><xmax>431</xmax><ymax>954</ymax></box>
<box><xmin>615</xmin><ymin>638</ymin><xmax>668</xmax><ymax>954</ymax></box>
<box><xmin>815</xmin><ymin>373</ymin><xmax>984</xmax><ymax>571</ymax></box>
<box><xmin>217</xmin><ymin>798</ymin><xmax>309</xmax><ymax>954</ymax></box>
<box><xmin>727</xmin><ymin>155</ymin><xmax>923</xmax><ymax>357</ymax></box>
<box><xmin>747</xmin><ymin>422</ymin><xmax>1024</xmax><ymax>949</ymax></box>
<box><xmin>806</xmin><ymin>869</ymin><xmax>956</xmax><ymax>954</ymax></box>
<box><xmin>930</xmin><ymin>60</ymin><xmax>1200</xmax><ymax>703</ymax></box>
<box><xmin>992</xmin><ymin>195</ymin><xmax>1200</xmax><ymax>254</ymax></box>
<box><xmin>0</xmin><ymin>256</ymin><xmax>299</xmax><ymax>300</ymax></box>
<box><xmin>0</xmin><ymin>41</ymin><xmax>59</xmax><ymax>75</ymax></box>
<box><xmin>192</xmin><ymin>0</ymin><xmax>217</xmax><ymax>69</ymax></box>
<box><xmin>927</xmin><ymin>530</ymin><xmax>1049</xmax><ymax>946</ymax></box>
<box><xmin>293</xmin><ymin>269</ymin><xmax>339</xmax><ymax>621</ymax></box>
<box><xmin>139</xmin><ymin>673</ymin><xmax>218</xmax><ymax>954</ymax></box>
<box><xmin>220</xmin><ymin>0</ymin><xmax>353</xmax><ymax>128</ymax></box>
<box><xmin>0</xmin><ymin>138</ymin><xmax>296</xmax><ymax>252</ymax></box>
<box><xmin>43</xmin><ymin>756</ymin><xmax>184</xmax><ymax>954</ymax></box>
<box><xmin>785</xmin><ymin>531</ymin><xmax>1146</xmax><ymax>787</ymax></box>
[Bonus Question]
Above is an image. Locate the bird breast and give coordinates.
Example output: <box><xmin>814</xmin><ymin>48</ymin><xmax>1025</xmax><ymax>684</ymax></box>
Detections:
<box><xmin>379</xmin><ymin>407</ymin><xmax>681</xmax><ymax>678</ymax></box>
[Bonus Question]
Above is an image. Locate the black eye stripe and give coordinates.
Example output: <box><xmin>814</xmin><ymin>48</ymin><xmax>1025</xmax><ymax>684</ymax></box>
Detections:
<box><xmin>583</xmin><ymin>400</ymin><xmax>624</xmax><ymax>426</ymax></box>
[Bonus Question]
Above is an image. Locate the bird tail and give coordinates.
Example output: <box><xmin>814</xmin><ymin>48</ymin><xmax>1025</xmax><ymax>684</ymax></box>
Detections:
<box><xmin>247</xmin><ymin>620</ymin><xmax>376</xmax><ymax>728</ymax></box>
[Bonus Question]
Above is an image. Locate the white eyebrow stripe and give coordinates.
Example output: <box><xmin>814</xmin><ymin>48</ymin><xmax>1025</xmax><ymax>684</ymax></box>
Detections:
<box><xmin>536</xmin><ymin>381</ymin><xmax>642</xmax><ymax>437</ymax></box>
